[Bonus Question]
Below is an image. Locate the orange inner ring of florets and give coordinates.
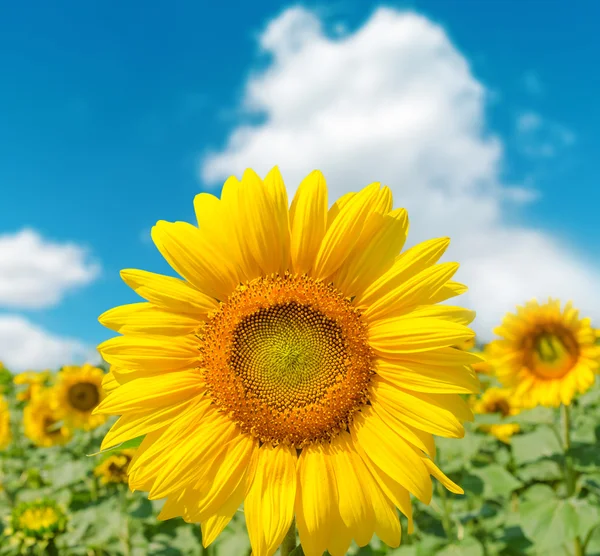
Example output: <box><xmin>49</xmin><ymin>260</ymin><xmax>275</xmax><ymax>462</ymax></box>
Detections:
<box><xmin>521</xmin><ymin>324</ymin><xmax>580</xmax><ymax>379</ymax></box>
<box><xmin>199</xmin><ymin>273</ymin><xmax>375</xmax><ymax>447</ymax></box>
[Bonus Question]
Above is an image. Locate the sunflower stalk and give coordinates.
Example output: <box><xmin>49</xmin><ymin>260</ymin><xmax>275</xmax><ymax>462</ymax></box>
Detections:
<box><xmin>561</xmin><ymin>404</ymin><xmax>583</xmax><ymax>556</ymax></box>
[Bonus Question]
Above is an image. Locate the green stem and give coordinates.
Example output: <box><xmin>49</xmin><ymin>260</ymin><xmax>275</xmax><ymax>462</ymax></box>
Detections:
<box><xmin>561</xmin><ymin>404</ymin><xmax>583</xmax><ymax>556</ymax></box>
<box><xmin>280</xmin><ymin>518</ymin><xmax>299</xmax><ymax>556</ymax></box>
<box><xmin>436</xmin><ymin>480</ymin><xmax>453</xmax><ymax>541</ymax></box>
<box><xmin>561</xmin><ymin>404</ymin><xmax>576</xmax><ymax>496</ymax></box>
<box><xmin>120</xmin><ymin>486</ymin><xmax>131</xmax><ymax>556</ymax></box>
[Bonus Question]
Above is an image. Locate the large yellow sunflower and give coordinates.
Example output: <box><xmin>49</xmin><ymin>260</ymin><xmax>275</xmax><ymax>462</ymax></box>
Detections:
<box><xmin>0</xmin><ymin>395</ymin><xmax>11</xmax><ymax>449</ymax></box>
<box><xmin>24</xmin><ymin>391</ymin><xmax>72</xmax><ymax>447</ymax></box>
<box><xmin>473</xmin><ymin>387</ymin><xmax>520</xmax><ymax>444</ymax></box>
<box><xmin>95</xmin><ymin>168</ymin><xmax>479</xmax><ymax>556</ymax></box>
<box><xmin>488</xmin><ymin>299</ymin><xmax>600</xmax><ymax>408</ymax></box>
<box><xmin>53</xmin><ymin>364</ymin><xmax>107</xmax><ymax>430</ymax></box>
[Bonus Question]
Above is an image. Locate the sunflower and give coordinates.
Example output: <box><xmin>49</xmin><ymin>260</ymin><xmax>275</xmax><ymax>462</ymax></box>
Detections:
<box><xmin>24</xmin><ymin>391</ymin><xmax>72</xmax><ymax>447</ymax></box>
<box><xmin>95</xmin><ymin>167</ymin><xmax>479</xmax><ymax>556</ymax></box>
<box><xmin>94</xmin><ymin>449</ymin><xmax>136</xmax><ymax>485</ymax></box>
<box><xmin>488</xmin><ymin>299</ymin><xmax>600</xmax><ymax>408</ymax></box>
<box><xmin>473</xmin><ymin>387</ymin><xmax>520</xmax><ymax>444</ymax></box>
<box><xmin>13</xmin><ymin>370</ymin><xmax>50</xmax><ymax>402</ymax></box>
<box><xmin>53</xmin><ymin>364</ymin><xmax>107</xmax><ymax>430</ymax></box>
<box><xmin>0</xmin><ymin>395</ymin><xmax>11</xmax><ymax>449</ymax></box>
<box><xmin>7</xmin><ymin>500</ymin><xmax>67</xmax><ymax>547</ymax></box>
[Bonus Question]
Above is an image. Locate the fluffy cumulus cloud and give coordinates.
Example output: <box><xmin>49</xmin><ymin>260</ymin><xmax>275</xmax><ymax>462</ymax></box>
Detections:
<box><xmin>0</xmin><ymin>315</ymin><xmax>100</xmax><ymax>371</ymax></box>
<box><xmin>202</xmin><ymin>7</ymin><xmax>600</xmax><ymax>338</ymax></box>
<box><xmin>0</xmin><ymin>228</ymin><xmax>99</xmax><ymax>309</ymax></box>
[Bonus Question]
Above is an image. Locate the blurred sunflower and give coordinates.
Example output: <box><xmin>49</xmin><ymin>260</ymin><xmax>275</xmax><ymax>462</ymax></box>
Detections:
<box><xmin>53</xmin><ymin>364</ymin><xmax>107</xmax><ymax>430</ymax></box>
<box><xmin>96</xmin><ymin>167</ymin><xmax>479</xmax><ymax>556</ymax></box>
<box><xmin>0</xmin><ymin>395</ymin><xmax>11</xmax><ymax>449</ymax></box>
<box><xmin>473</xmin><ymin>387</ymin><xmax>520</xmax><ymax>444</ymax></box>
<box><xmin>7</xmin><ymin>500</ymin><xmax>67</xmax><ymax>548</ymax></box>
<box><xmin>471</xmin><ymin>347</ymin><xmax>494</xmax><ymax>375</ymax></box>
<box><xmin>13</xmin><ymin>370</ymin><xmax>50</xmax><ymax>402</ymax></box>
<box><xmin>94</xmin><ymin>448</ymin><xmax>136</xmax><ymax>485</ymax></box>
<box><xmin>24</xmin><ymin>392</ymin><xmax>72</xmax><ymax>447</ymax></box>
<box><xmin>489</xmin><ymin>299</ymin><xmax>600</xmax><ymax>407</ymax></box>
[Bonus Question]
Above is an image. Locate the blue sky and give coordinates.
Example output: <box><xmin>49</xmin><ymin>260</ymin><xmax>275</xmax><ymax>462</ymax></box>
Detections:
<box><xmin>1</xmin><ymin>0</ymin><xmax>599</xmax><ymax>370</ymax></box>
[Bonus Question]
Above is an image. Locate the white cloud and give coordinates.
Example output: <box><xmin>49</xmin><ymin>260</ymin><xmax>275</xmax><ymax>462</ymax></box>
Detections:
<box><xmin>0</xmin><ymin>229</ymin><xmax>99</xmax><ymax>309</ymax></box>
<box><xmin>0</xmin><ymin>314</ymin><xmax>100</xmax><ymax>372</ymax></box>
<box><xmin>516</xmin><ymin>111</ymin><xmax>575</xmax><ymax>158</ymax></box>
<box><xmin>201</xmin><ymin>7</ymin><xmax>600</xmax><ymax>338</ymax></box>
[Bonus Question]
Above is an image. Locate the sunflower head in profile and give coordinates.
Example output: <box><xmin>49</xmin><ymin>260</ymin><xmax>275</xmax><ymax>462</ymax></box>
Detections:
<box><xmin>94</xmin><ymin>449</ymin><xmax>136</xmax><ymax>485</ymax></box>
<box><xmin>488</xmin><ymin>299</ymin><xmax>600</xmax><ymax>408</ymax></box>
<box><xmin>0</xmin><ymin>395</ymin><xmax>11</xmax><ymax>450</ymax></box>
<box><xmin>95</xmin><ymin>168</ymin><xmax>479</xmax><ymax>556</ymax></box>
<box><xmin>24</xmin><ymin>391</ymin><xmax>72</xmax><ymax>448</ymax></box>
<box><xmin>13</xmin><ymin>371</ymin><xmax>51</xmax><ymax>403</ymax></box>
<box><xmin>53</xmin><ymin>364</ymin><xmax>107</xmax><ymax>430</ymax></box>
<box><xmin>473</xmin><ymin>387</ymin><xmax>521</xmax><ymax>444</ymax></box>
<box><xmin>7</xmin><ymin>499</ymin><xmax>67</xmax><ymax>547</ymax></box>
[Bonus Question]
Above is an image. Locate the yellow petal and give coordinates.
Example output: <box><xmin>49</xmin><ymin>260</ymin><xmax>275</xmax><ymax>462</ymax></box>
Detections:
<box><xmin>326</xmin><ymin>192</ymin><xmax>355</xmax><ymax>229</ymax></box>
<box><xmin>245</xmin><ymin>443</ymin><xmax>297</xmax><ymax>556</ymax></box>
<box><xmin>152</xmin><ymin>220</ymin><xmax>240</xmax><ymax>301</ymax></box>
<box><xmin>334</xmin><ymin>207</ymin><xmax>409</xmax><ymax>297</ymax></box>
<box><xmin>375</xmin><ymin>358</ymin><xmax>480</xmax><ymax>394</ymax></box>
<box><xmin>264</xmin><ymin>166</ymin><xmax>291</xmax><ymax>273</ymax></box>
<box><xmin>313</xmin><ymin>182</ymin><xmax>381</xmax><ymax>279</ymax></box>
<box><xmin>357</xmin><ymin>237</ymin><xmax>451</xmax><ymax>306</ymax></box>
<box><xmin>99</xmin><ymin>303</ymin><xmax>201</xmax><ymax>336</ymax></box>
<box><xmin>94</xmin><ymin>370</ymin><xmax>203</xmax><ymax>415</ymax></box>
<box><xmin>295</xmin><ymin>444</ymin><xmax>335</xmax><ymax>556</ymax></box>
<box><xmin>428</xmin><ymin>281</ymin><xmax>468</xmax><ymax>304</ymax></box>
<box><xmin>354</xmin><ymin>443</ymin><xmax>414</xmax><ymax>533</ymax></box>
<box><xmin>191</xmin><ymin>435</ymin><xmax>257</xmax><ymax>522</ymax></box>
<box><xmin>363</xmin><ymin>263</ymin><xmax>459</xmax><ymax>322</ymax></box>
<box><xmin>422</xmin><ymin>457</ymin><xmax>464</xmax><ymax>494</ymax></box>
<box><xmin>101</xmin><ymin>370</ymin><xmax>119</xmax><ymax>394</ymax></box>
<box><xmin>406</xmin><ymin>305</ymin><xmax>476</xmax><ymax>325</ymax></box>
<box><xmin>120</xmin><ymin>269</ymin><xmax>218</xmax><ymax>315</ymax></box>
<box><xmin>371</xmin><ymin>377</ymin><xmax>467</xmax><ymax>438</ymax></box>
<box><xmin>148</xmin><ymin>411</ymin><xmax>238</xmax><ymax>500</ymax></box>
<box><xmin>325</xmin><ymin>432</ymin><xmax>375</xmax><ymax>547</ymax></box>
<box><xmin>98</xmin><ymin>335</ymin><xmax>199</xmax><ymax>372</ymax></box>
<box><xmin>370</xmin><ymin>400</ymin><xmax>436</xmax><ymax>456</ymax></box>
<box><xmin>100</xmin><ymin>397</ymin><xmax>198</xmax><ymax>450</ymax></box>
<box><xmin>238</xmin><ymin>169</ymin><xmax>286</xmax><ymax>275</ymax></box>
<box><xmin>289</xmin><ymin>170</ymin><xmax>328</xmax><ymax>274</ymax></box>
<box><xmin>369</xmin><ymin>316</ymin><xmax>475</xmax><ymax>355</ymax></box>
<box><xmin>350</xmin><ymin>407</ymin><xmax>432</xmax><ymax>503</ymax></box>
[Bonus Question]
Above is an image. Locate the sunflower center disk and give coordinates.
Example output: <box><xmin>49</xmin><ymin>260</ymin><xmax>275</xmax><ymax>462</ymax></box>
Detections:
<box><xmin>528</xmin><ymin>330</ymin><xmax>578</xmax><ymax>379</ymax></box>
<box><xmin>201</xmin><ymin>274</ymin><xmax>375</xmax><ymax>447</ymax></box>
<box><xmin>67</xmin><ymin>382</ymin><xmax>100</xmax><ymax>411</ymax></box>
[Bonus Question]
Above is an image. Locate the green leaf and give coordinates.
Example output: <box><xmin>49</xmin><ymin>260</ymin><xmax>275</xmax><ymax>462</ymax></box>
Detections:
<box><xmin>511</xmin><ymin>406</ymin><xmax>556</xmax><ymax>426</ymax></box>
<box><xmin>471</xmin><ymin>464</ymin><xmax>523</xmax><ymax>499</ymax></box>
<box><xmin>520</xmin><ymin>495</ymin><xmax>599</xmax><ymax>550</ymax></box>
<box><xmin>516</xmin><ymin>460</ymin><xmax>563</xmax><ymax>483</ymax></box>
<box><xmin>436</xmin><ymin>536</ymin><xmax>484</xmax><ymax>556</ymax></box>
<box><xmin>436</xmin><ymin>433</ymin><xmax>483</xmax><ymax>473</ymax></box>
<box><xmin>86</xmin><ymin>435</ymin><xmax>144</xmax><ymax>457</ymax></box>
<box><xmin>511</xmin><ymin>426</ymin><xmax>562</xmax><ymax>465</ymax></box>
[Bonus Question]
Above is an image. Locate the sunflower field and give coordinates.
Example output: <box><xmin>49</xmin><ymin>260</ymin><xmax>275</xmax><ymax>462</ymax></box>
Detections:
<box><xmin>1</xmin><ymin>173</ymin><xmax>600</xmax><ymax>556</ymax></box>
<box><xmin>1</xmin><ymin>334</ymin><xmax>600</xmax><ymax>555</ymax></box>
